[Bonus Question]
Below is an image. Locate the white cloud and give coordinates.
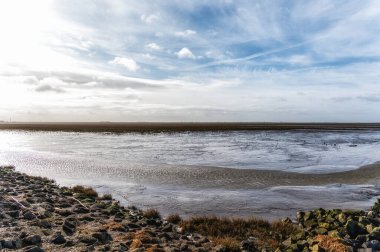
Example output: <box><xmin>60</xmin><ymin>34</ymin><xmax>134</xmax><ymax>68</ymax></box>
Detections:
<box><xmin>175</xmin><ymin>29</ymin><xmax>197</xmax><ymax>37</ymax></box>
<box><xmin>140</xmin><ymin>14</ymin><xmax>159</xmax><ymax>23</ymax></box>
<box><xmin>145</xmin><ymin>43</ymin><xmax>162</xmax><ymax>51</ymax></box>
<box><xmin>109</xmin><ymin>57</ymin><xmax>140</xmax><ymax>72</ymax></box>
<box><xmin>141</xmin><ymin>53</ymin><xmax>155</xmax><ymax>60</ymax></box>
<box><xmin>176</xmin><ymin>48</ymin><xmax>195</xmax><ymax>59</ymax></box>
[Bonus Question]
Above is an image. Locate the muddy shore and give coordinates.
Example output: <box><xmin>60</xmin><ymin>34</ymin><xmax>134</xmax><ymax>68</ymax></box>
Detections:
<box><xmin>1</xmin><ymin>166</ymin><xmax>380</xmax><ymax>251</ymax></box>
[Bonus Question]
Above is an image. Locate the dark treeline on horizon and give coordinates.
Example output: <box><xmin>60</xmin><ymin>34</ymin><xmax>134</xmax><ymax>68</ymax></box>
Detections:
<box><xmin>1</xmin><ymin>122</ymin><xmax>380</xmax><ymax>133</ymax></box>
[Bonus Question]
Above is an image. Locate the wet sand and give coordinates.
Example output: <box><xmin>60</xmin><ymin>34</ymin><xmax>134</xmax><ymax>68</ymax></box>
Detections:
<box><xmin>96</xmin><ymin>162</ymin><xmax>380</xmax><ymax>190</ymax></box>
<box><xmin>1</xmin><ymin>122</ymin><xmax>380</xmax><ymax>132</ymax></box>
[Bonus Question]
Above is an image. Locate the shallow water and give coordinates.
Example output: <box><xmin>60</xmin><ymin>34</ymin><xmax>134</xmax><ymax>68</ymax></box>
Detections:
<box><xmin>0</xmin><ymin>130</ymin><xmax>380</xmax><ymax>219</ymax></box>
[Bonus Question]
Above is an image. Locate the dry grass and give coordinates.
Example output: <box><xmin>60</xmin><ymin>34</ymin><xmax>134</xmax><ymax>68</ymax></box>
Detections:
<box><xmin>212</xmin><ymin>237</ymin><xmax>241</xmax><ymax>252</ymax></box>
<box><xmin>129</xmin><ymin>239</ymin><xmax>143</xmax><ymax>250</ymax></box>
<box><xmin>180</xmin><ymin>216</ymin><xmax>297</xmax><ymax>250</ymax></box>
<box><xmin>143</xmin><ymin>208</ymin><xmax>161</xmax><ymax>219</ymax></box>
<box><xmin>146</xmin><ymin>244</ymin><xmax>165</xmax><ymax>252</ymax></box>
<box><xmin>71</xmin><ymin>185</ymin><xmax>98</xmax><ymax>198</ymax></box>
<box><xmin>165</xmin><ymin>213</ymin><xmax>182</xmax><ymax>224</ymax></box>
<box><xmin>314</xmin><ymin>235</ymin><xmax>351</xmax><ymax>252</ymax></box>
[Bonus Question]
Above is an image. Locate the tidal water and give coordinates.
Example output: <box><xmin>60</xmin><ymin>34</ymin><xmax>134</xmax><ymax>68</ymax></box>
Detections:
<box><xmin>1</xmin><ymin>130</ymin><xmax>380</xmax><ymax>219</ymax></box>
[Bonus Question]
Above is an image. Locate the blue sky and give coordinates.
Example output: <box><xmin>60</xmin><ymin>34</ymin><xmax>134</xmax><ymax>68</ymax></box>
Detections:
<box><xmin>0</xmin><ymin>0</ymin><xmax>380</xmax><ymax>122</ymax></box>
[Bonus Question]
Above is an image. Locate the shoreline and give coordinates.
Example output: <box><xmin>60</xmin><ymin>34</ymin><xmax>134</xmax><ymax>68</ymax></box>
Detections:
<box><xmin>1</xmin><ymin>166</ymin><xmax>379</xmax><ymax>251</ymax></box>
<box><xmin>1</xmin><ymin>122</ymin><xmax>380</xmax><ymax>133</ymax></box>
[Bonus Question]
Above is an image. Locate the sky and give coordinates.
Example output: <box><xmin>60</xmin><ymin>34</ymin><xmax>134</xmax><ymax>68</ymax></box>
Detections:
<box><xmin>0</xmin><ymin>0</ymin><xmax>380</xmax><ymax>122</ymax></box>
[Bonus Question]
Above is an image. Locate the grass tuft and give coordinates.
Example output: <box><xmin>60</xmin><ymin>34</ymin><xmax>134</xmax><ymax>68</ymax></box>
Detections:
<box><xmin>101</xmin><ymin>194</ymin><xmax>113</xmax><ymax>200</ymax></box>
<box><xmin>71</xmin><ymin>185</ymin><xmax>98</xmax><ymax>198</ymax></box>
<box><xmin>213</xmin><ymin>237</ymin><xmax>241</xmax><ymax>252</ymax></box>
<box><xmin>166</xmin><ymin>213</ymin><xmax>182</xmax><ymax>224</ymax></box>
<box><xmin>143</xmin><ymin>208</ymin><xmax>161</xmax><ymax>219</ymax></box>
<box><xmin>180</xmin><ymin>216</ymin><xmax>297</xmax><ymax>250</ymax></box>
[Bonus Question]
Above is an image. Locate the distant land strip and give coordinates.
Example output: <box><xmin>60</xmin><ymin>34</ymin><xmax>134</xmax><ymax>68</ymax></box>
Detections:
<box><xmin>1</xmin><ymin>122</ymin><xmax>380</xmax><ymax>132</ymax></box>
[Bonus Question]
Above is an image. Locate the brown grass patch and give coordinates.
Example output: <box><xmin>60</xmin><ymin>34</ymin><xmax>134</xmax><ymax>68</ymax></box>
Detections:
<box><xmin>133</xmin><ymin>230</ymin><xmax>152</xmax><ymax>243</ymax></box>
<box><xmin>103</xmin><ymin>221</ymin><xmax>124</xmax><ymax>231</ymax></box>
<box><xmin>143</xmin><ymin>208</ymin><xmax>161</xmax><ymax>219</ymax></box>
<box><xmin>129</xmin><ymin>239</ymin><xmax>143</xmax><ymax>250</ymax></box>
<box><xmin>314</xmin><ymin>235</ymin><xmax>351</xmax><ymax>252</ymax></box>
<box><xmin>72</xmin><ymin>185</ymin><xmax>98</xmax><ymax>198</ymax></box>
<box><xmin>166</xmin><ymin>213</ymin><xmax>182</xmax><ymax>224</ymax></box>
<box><xmin>180</xmin><ymin>216</ymin><xmax>297</xmax><ymax>250</ymax></box>
<box><xmin>213</xmin><ymin>237</ymin><xmax>241</xmax><ymax>252</ymax></box>
<box><xmin>146</xmin><ymin>244</ymin><xmax>165</xmax><ymax>252</ymax></box>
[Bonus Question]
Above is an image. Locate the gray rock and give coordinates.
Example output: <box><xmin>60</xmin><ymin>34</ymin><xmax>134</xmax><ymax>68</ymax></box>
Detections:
<box><xmin>345</xmin><ymin>220</ymin><xmax>366</xmax><ymax>238</ymax></box>
<box><xmin>92</xmin><ymin>229</ymin><xmax>112</xmax><ymax>243</ymax></box>
<box><xmin>39</xmin><ymin>220</ymin><xmax>52</xmax><ymax>229</ymax></box>
<box><xmin>6</xmin><ymin>210</ymin><xmax>20</xmax><ymax>218</ymax></box>
<box><xmin>369</xmin><ymin>231</ymin><xmax>380</xmax><ymax>240</ymax></box>
<box><xmin>2</xmin><ymin>240</ymin><xmax>16</xmax><ymax>249</ymax></box>
<box><xmin>162</xmin><ymin>223</ymin><xmax>174</xmax><ymax>232</ymax></box>
<box><xmin>62</xmin><ymin>219</ymin><xmax>76</xmax><ymax>235</ymax></box>
<box><xmin>363</xmin><ymin>240</ymin><xmax>380</xmax><ymax>250</ymax></box>
<box><xmin>367</xmin><ymin>211</ymin><xmax>376</xmax><ymax>218</ymax></box>
<box><xmin>241</xmin><ymin>239</ymin><xmax>257</xmax><ymax>252</ymax></box>
<box><xmin>23</xmin><ymin>211</ymin><xmax>36</xmax><ymax>220</ymax></box>
<box><xmin>79</xmin><ymin>235</ymin><xmax>98</xmax><ymax>245</ymax></box>
<box><xmin>51</xmin><ymin>233</ymin><xmax>66</xmax><ymax>244</ymax></box>
<box><xmin>22</xmin><ymin>235</ymin><xmax>42</xmax><ymax>246</ymax></box>
<box><xmin>23</xmin><ymin>245</ymin><xmax>44</xmax><ymax>252</ymax></box>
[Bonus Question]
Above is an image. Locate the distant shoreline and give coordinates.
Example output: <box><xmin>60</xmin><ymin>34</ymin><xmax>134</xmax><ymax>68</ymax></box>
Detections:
<box><xmin>1</xmin><ymin>122</ymin><xmax>380</xmax><ymax>132</ymax></box>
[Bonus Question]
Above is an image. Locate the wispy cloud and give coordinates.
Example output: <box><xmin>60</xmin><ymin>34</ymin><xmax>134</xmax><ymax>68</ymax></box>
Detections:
<box><xmin>175</xmin><ymin>29</ymin><xmax>197</xmax><ymax>37</ymax></box>
<box><xmin>0</xmin><ymin>0</ymin><xmax>380</xmax><ymax>122</ymax></box>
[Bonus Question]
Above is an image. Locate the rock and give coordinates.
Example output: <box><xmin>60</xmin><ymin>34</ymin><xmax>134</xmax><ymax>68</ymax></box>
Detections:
<box><xmin>51</xmin><ymin>233</ymin><xmax>66</xmax><ymax>244</ymax></box>
<box><xmin>23</xmin><ymin>246</ymin><xmax>44</xmax><ymax>252</ymax></box>
<box><xmin>317</xmin><ymin>227</ymin><xmax>328</xmax><ymax>235</ymax></box>
<box><xmin>345</xmin><ymin>220</ymin><xmax>366</xmax><ymax>238</ymax></box>
<box><xmin>2</xmin><ymin>240</ymin><xmax>16</xmax><ymax>249</ymax></box>
<box><xmin>79</xmin><ymin>235</ymin><xmax>98</xmax><ymax>245</ymax></box>
<box><xmin>362</xmin><ymin>240</ymin><xmax>380</xmax><ymax>250</ymax></box>
<box><xmin>22</xmin><ymin>235</ymin><xmax>42</xmax><ymax>246</ymax></box>
<box><xmin>127</xmin><ymin>223</ymin><xmax>141</xmax><ymax>229</ymax></box>
<box><xmin>39</xmin><ymin>220</ymin><xmax>52</xmax><ymax>229</ymax></box>
<box><xmin>311</xmin><ymin>244</ymin><xmax>325</xmax><ymax>252</ymax></box>
<box><xmin>55</xmin><ymin>208</ymin><xmax>73</xmax><ymax>217</ymax></box>
<box><xmin>73</xmin><ymin>205</ymin><xmax>90</xmax><ymax>214</ymax></box>
<box><xmin>368</xmin><ymin>231</ymin><xmax>380</xmax><ymax>240</ymax></box>
<box><xmin>92</xmin><ymin>229</ymin><xmax>112</xmax><ymax>243</ymax></box>
<box><xmin>240</xmin><ymin>239</ymin><xmax>257</xmax><ymax>251</ymax></box>
<box><xmin>23</xmin><ymin>211</ymin><xmax>36</xmax><ymax>220</ymax></box>
<box><xmin>7</xmin><ymin>210</ymin><xmax>20</xmax><ymax>218</ymax></box>
<box><xmin>180</xmin><ymin>243</ymin><xmax>189</xmax><ymax>251</ymax></box>
<box><xmin>62</xmin><ymin>219</ymin><xmax>76</xmax><ymax>235</ymax></box>
<box><xmin>297</xmin><ymin>211</ymin><xmax>305</xmax><ymax>221</ymax></box>
<box><xmin>162</xmin><ymin>223</ymin><xmax>174</xmax><ymax>232</ymax></box>
<box><xmin>281</xmin><ymin>237</ymin><xmax>292</xmax><ymax>247</ymax></box>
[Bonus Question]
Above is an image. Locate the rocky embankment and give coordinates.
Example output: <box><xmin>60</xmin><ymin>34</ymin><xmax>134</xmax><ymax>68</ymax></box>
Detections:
<box><xmin>1</xmin><ymin>165</ymin><xmax>380</xmax><ymax>252</ymax></box>
<box><xmin>279</xmin><ymin>203</ymin><xmax>380</xmax><ymax>252</ymax></box>
<box><xmin>0</xmin><ymin>166</ymin><xmax>223</xmax><ymax>251</ymax></box>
